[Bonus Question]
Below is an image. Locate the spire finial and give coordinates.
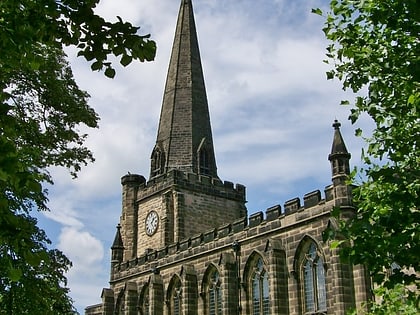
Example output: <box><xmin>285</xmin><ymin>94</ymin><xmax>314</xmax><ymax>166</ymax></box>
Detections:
<box><xmin>332</xmin><ymin>119</ymin><xmax>341</xmax><ymax>130</ymax></box>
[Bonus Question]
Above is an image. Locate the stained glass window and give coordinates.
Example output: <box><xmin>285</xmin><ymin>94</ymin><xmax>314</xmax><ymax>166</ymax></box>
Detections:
<box><xmin>251</xmin><ymin>258</ymin><xmax>270</xmax><ymax>315</ymax></box>
<box><xmin>302</xmin><ymin>242</ymin><xmax>327</xmax><ymax>314</ymax></box>
<box><xmin>169</xmin><ymin>277</ymin><xmax>182</xmax><ymax>315</ymax></box>
<box><xmin>208</xmin><ymin>269</ymin><xmax>222</xmax><ymax>315</ymax></box>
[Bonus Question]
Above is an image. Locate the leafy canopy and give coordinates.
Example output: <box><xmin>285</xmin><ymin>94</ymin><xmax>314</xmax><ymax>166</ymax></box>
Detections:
<box><xmin>1</xmin><ymin>0</ymin><xmax>156</xmax><ymax>313</ymax></box>
<box><xmin>0</xmin><ymin>215</ymin><xmax>77</xmax><ymax>315</ymax></box>
<box><xmin>314</xmin><ymin>0</ymin><xmax>419</xmax><ymax>312</ymax></box>
<box><xmin>0</xmin><ymin>0</ymin><xmax>156</xmax><ymax>78</ymax></box>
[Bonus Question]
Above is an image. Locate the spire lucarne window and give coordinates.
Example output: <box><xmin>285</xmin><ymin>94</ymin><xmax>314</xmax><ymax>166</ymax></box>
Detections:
<box><xmin>150</xmin><ymin>146</ymin><xmax>165</xmax><ymax>178</ymax></box>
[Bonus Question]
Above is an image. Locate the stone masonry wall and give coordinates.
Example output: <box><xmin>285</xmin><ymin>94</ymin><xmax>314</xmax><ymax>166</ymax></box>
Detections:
<box><xmin>177</xmin><ymin>186</ymin><xmax>247</xmax><ymax>241</ymax></box>
<box><xmin>122</xmin><ymin>170</ymin><xmax>247</xmax><ymax>259</ymax></box>
<box><xmin>95</xmin><ymin>186</ymin><xmax>370</xmax><ymax>315</ymax></box>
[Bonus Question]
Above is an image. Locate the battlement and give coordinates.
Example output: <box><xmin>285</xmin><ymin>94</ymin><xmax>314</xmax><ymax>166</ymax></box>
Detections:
<box><xmin>111</xmin><ymin>184</ymin><xmax>343</xmax><ymax>281</ymax></box>
<box><xmin>122</xmin><ymin>170</ymin><xmax>246</xmax><ymax>202</ymax></box>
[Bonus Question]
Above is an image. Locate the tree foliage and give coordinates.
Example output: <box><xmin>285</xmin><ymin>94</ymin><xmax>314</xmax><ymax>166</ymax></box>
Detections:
<box><xmin>1</xmin><ymin>0</ymin><xmax>156</xmax><ymax>313</ymax></box>
<box><xmin>348</xmin><ymin>284</ymin><xmax>418</xmax><ymax>315</ymax></box>
<box><xmin>315</xmin><ymin>0</ymin><xmax>419</xmax><ymax>312</ymax></box>
<box><xmin>1</xmin><ymin>48</ymin><xmax>97</xmax><ymax>312</ymax></box>
<box><xmin>0</xmin><ymin>215</ymin><xmax>77</xmax><ymax>315</ymax></box>
<box><xmin>0</xmin><ymin>0</ymin><xmax>156</xmax><ymax>78</ymax></box>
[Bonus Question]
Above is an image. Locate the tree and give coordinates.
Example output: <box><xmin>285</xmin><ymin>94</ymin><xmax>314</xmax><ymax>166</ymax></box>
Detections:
<box><xmin>314</xmin><ymin>0</ymin><xmax>419</xmax><ymax>312</ymax></box>
<box><xmin>0</xmin><ymin>215</ymin><xmax>76</xmax><ymax>314</ymax></box>
<box><xmin>1</xmin><ymin>0</ymin><xmax>156</xmax><ymax>79</ymax></box>
<box><xmin>1</xmin><ymin>0</ymin><xmax>156</xmax><ymax>312</ymax></box>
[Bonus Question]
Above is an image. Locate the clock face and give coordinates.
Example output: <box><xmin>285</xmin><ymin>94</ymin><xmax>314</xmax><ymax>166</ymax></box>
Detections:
<box><xmin>145</xmin><ymin>211</ymin><xmax>159</xmax><ymax>236</ymax></box>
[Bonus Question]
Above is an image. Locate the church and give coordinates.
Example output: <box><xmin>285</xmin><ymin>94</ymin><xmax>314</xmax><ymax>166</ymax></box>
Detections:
<box><xmin>85</xmin><ymin>1</ymin><xmax>371</xmax><ymax>314</ymax></box>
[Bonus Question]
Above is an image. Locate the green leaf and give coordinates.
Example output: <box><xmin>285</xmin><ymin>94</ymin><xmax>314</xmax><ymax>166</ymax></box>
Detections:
<box><xmin>25</xmin><ymin>251</ymin><xmax>43</xmax><ymax>267</ymax></box>
<box><xmin>326</xmin><ymin>70</ymin><xmax>334</xmax><ymax>80</ymax></box>
<box><xmin>104</xmin><ymin>67</ymin><xmax>116</xmax><ymax>78</ymax></box>
<box><xmin>120</xmin><ymin>54</ymin><xmax>132</xmax><ymax>67</ymax></box>
<box><xmin>9</xmin><ymin>267</ymin><xmax>23</xmax><ymax>282</ymax></box>
<box><xmin>311</xmin><ymin>8</ymin><xmax>323</xmax><ymax>16</ymax></box>
<box><xmin>144</xmin><ymin>41</ymin><xmax>157</xmax><ymax>61</ymax></box>
<box><xmin>113</xmin><ymin>45</ymin><xmax>124</xmax><ymax>56</ymax></box>
<box><xmin>29</xmin><ymin>61</ymin><xmax>41</xmax><ymax>70</ymax></box>
<box><xmin>330</xmin><ymin>240</ymin><xmax>344</xmax><ymax>249</ymax></box>
<box><xmin>407</xmin><ymin>93</ymin><xmax>417</xmax><ymax>105</ymax></box>
<box><xmin>91</xmin><ymin>61</ymin><xmax>102</xmax><ymax>71</ymax></box>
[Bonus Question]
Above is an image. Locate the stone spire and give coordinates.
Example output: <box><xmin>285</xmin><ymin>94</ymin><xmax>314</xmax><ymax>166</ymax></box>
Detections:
<box><xmin>328</xmin><ymin>119</ymin><xmax>351</xmax><ymax>180</ymax></box>
<box><xmin>150</xmin><ymin>0</ymin><xmax>218</xmax><ymax>179</ymax></box>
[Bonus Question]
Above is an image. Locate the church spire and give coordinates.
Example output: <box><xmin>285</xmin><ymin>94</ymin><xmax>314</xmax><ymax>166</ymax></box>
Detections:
<box><xmin>150</xmin><ymin>0</ymin><xmax>218</xmax><ymax>179</ymax></box>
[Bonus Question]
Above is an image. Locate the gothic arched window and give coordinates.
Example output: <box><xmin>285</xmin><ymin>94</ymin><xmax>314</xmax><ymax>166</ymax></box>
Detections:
<box><xmin>251</xmin><ymin>257</ymin><xmax>270</xmax><ymax>315</ymax></box>
<box><xmin>168</xmin><ymin>276</ymin><xmax>182</xmax><ymax>315</ymax></box>
<box><xmin>301</xmin><ymin>242</ymin><xmax>327</xmax><ymax>314</ymax></box>
<box><xmin>205</xmin><ymin>267</ymin><xmax>222</xmax><ymax>315</ymax></box>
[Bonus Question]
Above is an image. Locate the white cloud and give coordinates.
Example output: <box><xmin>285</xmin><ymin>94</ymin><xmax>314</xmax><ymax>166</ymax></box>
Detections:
<box><xmin>58</xmin><ymin>227</ymin><xmax>104</xmax><ymax>272</ymax></box>
<box><xmin>43</xmin><ymin>196</ymin><xmax>84</xmax><ymax>229</ymax></box>
<box><xmin>57</xmin><ymin>226</ymin><xmax>107</xmax><ymax>311</ymax></box>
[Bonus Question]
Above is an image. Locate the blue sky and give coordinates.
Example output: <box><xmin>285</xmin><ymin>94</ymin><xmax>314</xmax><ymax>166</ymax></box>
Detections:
<box><xmin>35</xmin><ymin>0</ymin><xmax>369</xmax><ymax>312</ymax></box>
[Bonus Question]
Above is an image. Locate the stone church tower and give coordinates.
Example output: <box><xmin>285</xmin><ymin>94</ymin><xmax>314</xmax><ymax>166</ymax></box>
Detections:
<box><xmin>117</xmin><ymin>0</ymin><xmax>246</xmax><ymax>262</ymax></box>
<box><xmin>86</xmin><ymin>1</ymin><xmax>371</xmax><ymax>314</ymax></box>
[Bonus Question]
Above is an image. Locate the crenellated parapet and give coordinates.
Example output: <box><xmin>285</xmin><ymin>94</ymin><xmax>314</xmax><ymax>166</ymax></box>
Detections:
<box><xmin>118</xmin><ymin>169</ymin><xmax>247</xmax><ymax>261</ymax></box>
<box><xmin>110</xmin><ymin>184</ymin><xmax>352</xmax><ymax>282</ymax></box>
<box><xmin>131</xmin><ymin>169</ymin><xmax>246</xmax><ymax>202</ymax></box>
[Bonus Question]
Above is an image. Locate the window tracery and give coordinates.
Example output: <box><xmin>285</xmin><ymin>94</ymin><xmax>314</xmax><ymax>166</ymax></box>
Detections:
<box><xmin>250</xmin><ymin>257</ymin><xmax>270</xmax><ymax>315</ymax></box>
<box><xmin>168</xmin><ymin>276</ymin><xmax>182</xmax><ymax>315</ymax></box>
<box><xmin>204</xmin><ymin>267</ymin><xmax>222</xmax><ymax>315</ymax></box>
<box><xmin>301</xmin><ymin>242</ymin><xmax>327</xmax><ymax>314</ymax></box>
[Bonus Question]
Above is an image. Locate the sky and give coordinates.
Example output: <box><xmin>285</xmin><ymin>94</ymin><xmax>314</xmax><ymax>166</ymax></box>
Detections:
<box><xmin>35</xmin><ymin>0</ymin><xmax>369</xmax><ymax>313</ymax></box>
